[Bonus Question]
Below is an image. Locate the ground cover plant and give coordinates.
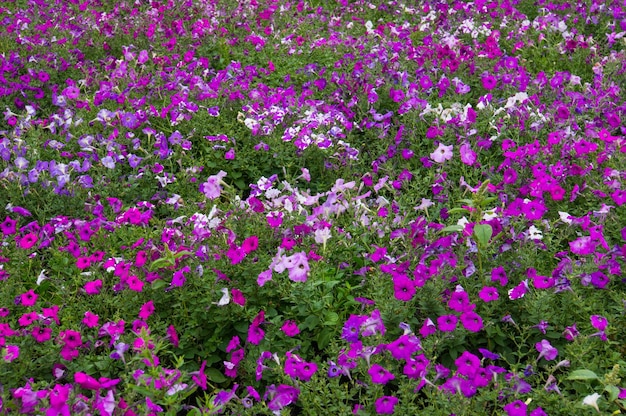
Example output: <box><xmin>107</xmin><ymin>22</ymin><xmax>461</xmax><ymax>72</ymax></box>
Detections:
<box><xmin>0</xmin><ymin>0</ymin><xmax>625</xmax><ymax>414</ymax></box>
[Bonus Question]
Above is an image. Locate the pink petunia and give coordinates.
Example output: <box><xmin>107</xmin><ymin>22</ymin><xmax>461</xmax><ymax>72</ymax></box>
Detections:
<box><xmin>569</xmin><ymin>236</ymin><xmax>596</xmax><ymax>255</ymax></box>
<box><xmin>199</xmin><ymin>170</ymin><xmax>227</xmax><ymax>199</ymax></box>
<box><xmin>82</xmin><ymin>311</ymin><xmax>100</xmax><ymax>328</ymax></box>
<box><xmin>138</xmin><ymin>301</ymin><xmax>155</xmax><ymax>320</ymax></box>
<box><xmin>17</xmin><ymin>233</ymin><xmax>38</xmax><ymax>249</ymax></box>
<box><xmin>84</xmin><ymin>280</ymin><xmax>103</xmax><ymax>295</ymax></box>
<box><xmin>231</xmin><ymin>289</ymin><xmax>246</xmax><ymax>306</ymax></box>
<box><xmin>3</xmin><ymin>345</ymin><xmax>19</xmax><ymax>362</ymax></box>
<box><xmin>20</xmin><ymin>289</ymin><xmax>38</xmax><ymax>307</ymax></box>
<box><xmin>241</xmin><ymin>236</ymin><xmax>259</xmax><ymax>254</ymax></box>
<box><xmin>460</xmin><ymin>142</ymin><xmax>477</xmax><ymax>165</ymax></box>
<box><xmin>430</xmin><ymin>143</ymin><xmax>453</xmax><ymax>163</ymax></box>
<box><xmin>281</xmin><ymin>320</ymin><xmax>300</xmax><ymax>337</ymax></box>
<box><xmin>535</xmin><ymin>339</ymin><xmax>558</xmax><ymax>361</ymax></box>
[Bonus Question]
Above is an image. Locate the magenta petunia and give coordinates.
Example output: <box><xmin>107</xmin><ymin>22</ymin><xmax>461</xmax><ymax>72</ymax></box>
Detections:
<box><xmin>448</xmin><ymin>289</ymin><xmax>470</xmax><ymax>312</ymax></box>
<box><xmin>3</xmin><ymin>345</ymin><xmax>19</xmax><ymax>362</ymax></box>
<box><xmin>59</xmin><ymin>329</ymin><xmax>82</xmax><ymax>349</ymax></box>
<box><xmin>281</xmin><ymin>320</ymin><xmax>300</xmax><ymax>337</ymax></box>
<box><xmin>17</xmin><ymin>233</ymin><xmax>38</xmax><ymax>249</ymax></box>
<box><xmin>20</xmin><ymin>289</ymin><xmax>38</xmax><ymax>307</ymax></box>
<box><xmin>419</xmin><ymin>318</ymin><xmax>437</xmax><ymax>338</ymax></box>
<box><xmin>460</xmin><ymin>311</ymin><xmax>484</xmax><ymax>332</ymax></box>
<box><xmin>167</xmin><ymin>325</ymin><xmax>179</xmax><ymax>348</ymax></box>
<box><xmin>0</xmin><ymin>216</ymin><xmax>17</xmax><ymax>235</ymax></box>
<box><xmin>590</xmin><ymin>315</ymin><xmax>608</xmax><ymax>331</ymax></box>
<box><xmin>455</xmin><ymin>351</ymin><xmax>480</xmax><ymax>378</ymax></box>
<box><xmin>535</xmin><ymin>339</ymin><xmax>558</xmax><ymax>361</ymax></box>
<box><xmin>478</xmin><ymin>286</ymin><xmax>499</xmax><ymax>302</ymax></box>
<box><xmin>84</xmin><ymin>279</ymin><xmax>103</xmax><ymax>295</ymax></box>
<box><xmin>569</xmin><ymin>236</ymin><xmax>596</xmax><ymax>255</ymax></box>
<box><xmin>375</xmin><ymin>396</ymin><xmax>398</xmax><ymax>414</ymax></box>
<box><xmin>231</xmin><ymin>288</ymin><xmax>246</xmax><ymax>306</ymax></box>
<box><xmin>242</xmin><ymin>235</ymin><xmax>259</xmax><ymax>254</ymax></box>
<box><xmin>437</xmin><ymin>314</ymin><xmax>458</xmax><ymax>332</ymax></box>
<box><xmin>82</xmin><ymin>311</ymin><xmax>100</xmax><ymax>328</ymax></box>
<box><xmin>504</xmin><ymin>400</ymin><xmax>527</xmax><ymax>416</ymax></box>
<box><xmin>481</xmin><ymin>73</ymin><xmax>497</xmax><ymax>90</ymax></box>
<box><xmin>387</xmin><ymin>334</ymin><xmax>421</xmax><ymax>361</ymax></box>
<box><xmin>393</xmin><ymin>273</ymin><xmax>415</xmax><ymax>302</ymax></box>
<box><xmin>138</xmin><ymin>301</ymin><xmax>155</xmax><ymax>320</ymax></box>
<box><xmin>368</xmin><ymin>363</ymin><xmax>395</xmax><ymax>384</ymax></box>
<box><xmin>32</xmin><ymin>326</ymin><xmax>52</xmax><ymax>342</ymax></box>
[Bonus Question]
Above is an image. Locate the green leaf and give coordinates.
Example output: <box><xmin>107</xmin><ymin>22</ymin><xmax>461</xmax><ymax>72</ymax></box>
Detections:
<box><xmin>317</xmin><ymin>328</ymin><xmax>333</xmax><ymax>350</ymax></box>
<box><xmin>474</xmin><ymin>224</ymin><xmax>493</xmax><ymax>247</ymax></box>
<box><xmin>446</xmin><ymin>207</ymin><xmax>470</xmax><ymax>214</ymax></box>
<box><xmin>605</xmin><ymin>385</ymin><xmax>620</xmax><ymax>402</ymax></box>
<box><xmin>149</xmin><ymin>257</ymin><xmax>174</xmax><ymax>271</ymax></box>
<box><xmin>323</xmin><ymin>312</ymin><xmax>339</xmax><ymax>326</ymax></box>
<box><xmin>205</xmin><ymin>368</ymin><xmax>227</xmax><ymax>383</ymax></box>
<box><xmin>303</xmin><ymin>315</ymin><xmax>320</xmax><ymax>330</ymax></box>
<box><xmin>442</xmin><ymin>225</ymin><xmax>463</xmax><ymax>233</ymax></box>
<box><xmin>567</xmin><ymin>369</ymin><xmax>599</xmax><ymax>381</ymax></box>
<box><xmin>173</xmin><ymin>250</ymin><xmax>192</xmax><ymax>259</ymax></box>
<box><xmin>151</xmin><ymin>280</ymin><xmax>167</xmax><ymax>290</ymax></box>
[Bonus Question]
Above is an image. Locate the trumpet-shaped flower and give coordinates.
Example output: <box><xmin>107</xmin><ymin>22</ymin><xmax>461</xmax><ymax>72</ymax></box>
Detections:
<box><xmin>430</xmin><ymin>143</ymin><xmax>453</xmax><ymax>163</ymax></box>
<box><xmin>535</xmin><ymin>339</ymin><xmax>558</xmax><ymax>361</ymax></box>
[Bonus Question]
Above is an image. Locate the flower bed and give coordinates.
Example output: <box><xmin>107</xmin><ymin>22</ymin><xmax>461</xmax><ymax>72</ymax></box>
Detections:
<box><xmin>0</xmin><ymin>0</ymin><xmax>625</xmax><ymax>414</ymax></box>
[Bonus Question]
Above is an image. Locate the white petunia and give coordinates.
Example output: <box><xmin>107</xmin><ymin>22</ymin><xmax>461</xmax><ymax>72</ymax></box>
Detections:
<box><xmin>582</xmin><ymin>393</ymin><xmax>601</xmax><ymax>413</ymax></box>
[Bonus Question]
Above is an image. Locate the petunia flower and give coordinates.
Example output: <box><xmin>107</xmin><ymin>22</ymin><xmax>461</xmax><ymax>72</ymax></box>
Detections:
<box><xmin>368</xmin><ymin>363</ymin><xmax>395</xmax><ymax>384</ymax></box>
<box><xmin>281</xmin><ymin>320</ymin><xmax>300</xmax><ymax>337</ymax></box>
<box><xmin>569</xmin><ymin>236</ymin><xmax>596</xmax><ymax>255</ymax></box>
<box><xmin>582</xmin><ymin>393</ymin><xmax>601</xmax><ymax>413</ymax></box>
<box><xmin>430</xmin><ymin>143</ymin><xmax>453</xmax><ymax>163</ymax></box>
<box><xmin>437</xmin><ymin>314</ymin><xmax>458</xmax><ymax>332</ymax></box>
<box><xmin>535</xmin><ymin>339</ymin><xmax>558</xmax><ymax>361</ymax></box>
<box><xmin>375</xmin><ymin>396</ymin><xmax>398</xmax><ymax>414</ymax></box>
<box><xmin>200</xmin><ymin>170</ymin><xmax>228</xmax><ymax>199</ymax></box>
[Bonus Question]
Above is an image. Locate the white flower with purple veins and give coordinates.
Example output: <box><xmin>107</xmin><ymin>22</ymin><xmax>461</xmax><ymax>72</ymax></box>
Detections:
<box><xmin>199</xmin><ymin>170</ymin><xmax>227</xmax><ymax>199</ymax></box>
<box><xmin>430</xmin><ymin>143</ymin><xmax>453</xmax><ymax>163</ymax></box>
<box><xmin>13</xmin><ymin>157</ymin><xmax>28</xmax><ymax>170</ymax></box>
<box><xmin>101</xmin><ymin>156</ymin><xmax>116</xmax><ymax>169</ymax></box>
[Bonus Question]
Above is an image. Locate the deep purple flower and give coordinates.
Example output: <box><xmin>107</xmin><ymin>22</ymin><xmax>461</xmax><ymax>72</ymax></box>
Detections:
<box><xmin>342</xmin><ymin>314</ymin><xmax>365</xmax><ymax>342</ymax></box>
<box><xmin>590</xmin><ymin>271</ymin><xmax>609</xmax><ymax>289</ymax></box>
